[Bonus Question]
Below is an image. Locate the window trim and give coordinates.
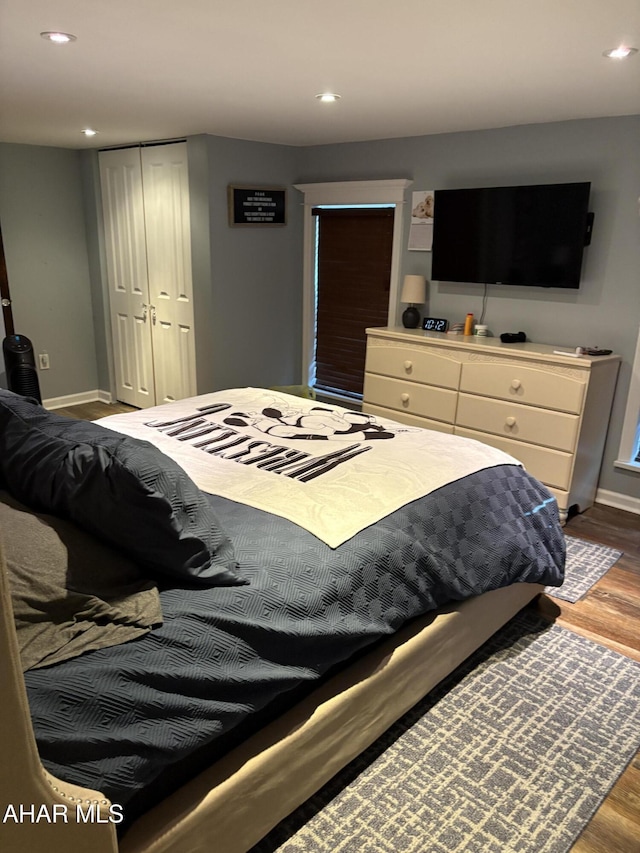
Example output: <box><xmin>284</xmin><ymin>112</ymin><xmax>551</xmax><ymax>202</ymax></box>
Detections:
<box><xmin>614</xmin><ymin>322</ymin><xmax>640</xmax><ymax>473</ymax></box>
<box><xmin>293</xmin><ymin>179</ymin><xmax>413</xmax><ymax>398</ymax></box>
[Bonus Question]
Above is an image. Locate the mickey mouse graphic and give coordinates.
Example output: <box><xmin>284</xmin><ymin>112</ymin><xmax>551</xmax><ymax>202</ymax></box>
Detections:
<box><xmin>224</xmin><ymin>401</ymin><xmax>396</xmax><ymax>441</ymax></box>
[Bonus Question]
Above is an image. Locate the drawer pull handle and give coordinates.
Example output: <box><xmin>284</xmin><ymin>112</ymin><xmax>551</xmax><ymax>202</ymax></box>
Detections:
<box><xmin>511</xmin><ymin>379</ymin><xmax>521</xmax><ymax>390</ymax></box>
<box><xmin>401</xmin><ymin>393</ymin><xmax>410</xmax><ymax>404</ymax></box>
<box><xmin>403</xmin><ymin>360</ymin><xmax>413</xmax><ymax>372</ymax></box>
<box><xmin>505</xmin><ymin>416</ymin><xmax>517</xmax><ymax>427</ymax></box>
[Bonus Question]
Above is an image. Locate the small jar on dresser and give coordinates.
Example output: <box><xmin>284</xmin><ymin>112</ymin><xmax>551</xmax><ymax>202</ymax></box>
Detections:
<box><xmin>363</xmin><ymin>326</ymin><xmax>621</xmax><ymax>524</ymax></box>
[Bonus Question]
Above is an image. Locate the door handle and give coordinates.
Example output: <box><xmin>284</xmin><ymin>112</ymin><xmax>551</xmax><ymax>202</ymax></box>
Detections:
<box><xmin>141</xmin><ymin>303</ymin><xmax>157</xmax><ymax>324</ymax></box>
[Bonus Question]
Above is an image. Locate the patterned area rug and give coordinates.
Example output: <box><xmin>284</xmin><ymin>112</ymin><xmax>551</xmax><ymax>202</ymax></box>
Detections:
<box><xmin>252</xmin><ymin>611</ymin><xmax>640</xmax><ymax>853</ymax></box>
<box><xmin>547</xmin><ymin>536</ymin><xmax>623</xmax><ymax>602</ymax></box>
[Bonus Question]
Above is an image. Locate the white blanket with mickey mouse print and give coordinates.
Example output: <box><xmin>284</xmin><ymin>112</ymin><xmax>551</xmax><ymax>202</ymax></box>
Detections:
<box><xmin>96</xmin><ymin>387</ymin><xmax>523</xmax><ymax>548</ymax></box>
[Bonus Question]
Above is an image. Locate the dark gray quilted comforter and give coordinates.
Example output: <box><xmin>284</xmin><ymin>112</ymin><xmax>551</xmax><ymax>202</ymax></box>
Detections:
<box><xmin>24</xmin><ymin>464</ymin><xmax>564</xmax><ymax>821</ymax></box>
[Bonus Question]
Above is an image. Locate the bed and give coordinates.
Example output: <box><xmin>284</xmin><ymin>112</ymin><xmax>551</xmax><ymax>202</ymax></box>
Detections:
<box><xmin>0</xmin><ymin>387</ymin><xmax>565</xmax><ymax>853</ymax></box>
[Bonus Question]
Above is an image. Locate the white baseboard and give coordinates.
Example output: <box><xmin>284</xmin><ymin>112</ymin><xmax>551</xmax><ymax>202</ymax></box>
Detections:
<box><xmin>44</xmin><ymin>389</ymin><xmax>112</xmax><ymax>410</ymax></box>
<box><xmin>595</xmin><ymin>488</ymin><xmax>640</xmax><ymax>517</ymax></box>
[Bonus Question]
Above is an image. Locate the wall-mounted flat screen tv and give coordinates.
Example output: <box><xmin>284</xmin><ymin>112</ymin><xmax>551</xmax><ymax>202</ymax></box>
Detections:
<box><xmin>431</xmin><ymin>182</ymin><xmax>593</xmax><ymax>288</ymax></box>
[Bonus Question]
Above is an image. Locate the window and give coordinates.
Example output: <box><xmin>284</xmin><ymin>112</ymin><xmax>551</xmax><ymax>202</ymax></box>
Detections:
<box><xmin>312</xmin><ymin>206</ymin><xmax>394</xmax><ymax>398</ymax></box>
<box><xmin>615</xmin><ymin>322</ymin><xmax>640</xmax><ymax>473</ymax></box>
<box><xmin>294</xmin><ymin>180</ymin><xmax>412</xmax><ymax>403</ymax></box>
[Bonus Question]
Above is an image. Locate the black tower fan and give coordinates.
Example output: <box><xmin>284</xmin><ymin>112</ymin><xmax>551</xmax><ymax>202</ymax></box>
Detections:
<box><xmin>2</xmin><ymin>334</ymin><xmax>42</xmax><ymax>403</ymax></box>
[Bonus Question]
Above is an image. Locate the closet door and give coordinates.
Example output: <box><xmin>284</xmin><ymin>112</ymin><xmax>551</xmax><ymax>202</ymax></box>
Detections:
<box><xmin>99</xmin><ymin>143</ymin><xmax>197</xmax><ymax>408</ymax></box>
<box><xmin>99</xmin><ymin>147</ymin><xmax>154</xmax><ymax>408</ymax></box>
<box><xmin>140</xmin><ymin>143</ymin><xmax>197</xmax><ymax>406</ymax></box>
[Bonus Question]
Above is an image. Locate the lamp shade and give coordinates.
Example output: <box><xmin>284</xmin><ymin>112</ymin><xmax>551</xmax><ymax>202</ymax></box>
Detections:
<box><xmin>400</xmin><ymin>274</ymin><xmax>426</xmax><ymax>304</ymax></box>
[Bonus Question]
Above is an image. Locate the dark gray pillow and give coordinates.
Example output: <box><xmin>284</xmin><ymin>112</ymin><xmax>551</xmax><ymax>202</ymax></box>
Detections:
<box><xmin>0</xmin><ymin>390</ymin><xmax>244</xmax><ymax>586</ymax></box>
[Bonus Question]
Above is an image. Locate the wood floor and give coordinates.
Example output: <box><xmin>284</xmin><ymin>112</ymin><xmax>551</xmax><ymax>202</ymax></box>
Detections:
<box><xmin>50</xmin><ymin>401</ymin><xmax>640</xmax><ymax>851</ymax></box>
<box><xmin>52</xmin><ymin>400</ymin><xmax>136</xmax><ymax>420</ymax></box>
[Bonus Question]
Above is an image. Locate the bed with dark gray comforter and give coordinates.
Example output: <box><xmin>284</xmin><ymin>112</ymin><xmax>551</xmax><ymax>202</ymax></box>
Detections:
<box><xmin>0</xmin><ymin>387</ymin><xmax>564</xmax><ymax>850</ymax></box>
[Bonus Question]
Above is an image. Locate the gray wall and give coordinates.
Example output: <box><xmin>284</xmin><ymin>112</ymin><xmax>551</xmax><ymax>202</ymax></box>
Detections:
<box><xmin>201</xmin><ymin>134</ymin><xmax>303</xmax><ymax>391</ymax></box>
<box><xmin>0</xmin><ymin>144</ymin><xmax>99</xmax><ymax>399</ymax></box>
<box><xmin>295</xmin><ymin>116</ymin><xmax>640</xmax><ymax>502</ymax></box>
<box><xmin>79</xmin><ymin>148</ymin><xmax>111</xmax><ymax>393</ymax></box>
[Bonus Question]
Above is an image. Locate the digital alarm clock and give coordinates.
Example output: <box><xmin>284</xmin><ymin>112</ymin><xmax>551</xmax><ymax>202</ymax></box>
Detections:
<box><xmin>422</xmin><ymin>317</ymin><xmax>449</xmax><ymax>332</ymax></box>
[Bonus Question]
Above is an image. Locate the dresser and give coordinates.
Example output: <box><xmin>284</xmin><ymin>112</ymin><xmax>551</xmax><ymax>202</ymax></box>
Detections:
<box><xmin>363</xmin><ymin>327</ymin><xmax>620</xmax><ymax>523</ymax></box>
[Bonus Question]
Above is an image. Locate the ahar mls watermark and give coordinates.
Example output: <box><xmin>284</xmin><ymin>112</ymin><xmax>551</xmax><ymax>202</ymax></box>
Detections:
<box><xmin>2</xmin><ymin>802</ymin><xmax>124</xmax><ymax>824</ymax></box>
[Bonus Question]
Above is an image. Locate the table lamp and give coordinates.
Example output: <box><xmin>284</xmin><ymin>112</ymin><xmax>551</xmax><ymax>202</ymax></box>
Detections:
<box><xmin>400</xmin><ymin>275</ymin><xmax>426</xmax><ymax>329</ymax></box>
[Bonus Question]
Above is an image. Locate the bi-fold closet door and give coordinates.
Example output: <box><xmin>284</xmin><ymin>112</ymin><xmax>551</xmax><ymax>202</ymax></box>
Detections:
<box><xmin>99</xmin><ymin>142</ymin><xmax>197</xmax><ymax>409</ymax></box>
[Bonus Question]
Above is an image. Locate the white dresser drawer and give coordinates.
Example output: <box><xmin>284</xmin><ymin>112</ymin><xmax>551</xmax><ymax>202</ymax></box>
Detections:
<box><xmin>457</xmin><ymin>393</ymin><xmax>580</xmax><ymax>453</ymax></box>
<box><xmin>363</xmin><ymin>402</ymin><xmax>455</xmax><ymax>434</ymax></box>
<box><xmin>460</xmin><ymin>361</ymin><xmax>586</xmax><ymax>414</ymax></box>
<box><xmin>454</xmin><ymin>426</ymin><xmax>572</xmax><ymax>491</ymax></box>
<box><xmin>363</xmin><ymin>374</ymin><xmax>457</xmax><ymax>424</ymax></box>
<box><xmin>543</xmin><ymin>486</ymin><xmax>570</xmax><ymax>514</ymax></box>
<box><xmin>365</xmin><ymin>344</ymin><xmax>461</xmax><ymax>390</ymax></box>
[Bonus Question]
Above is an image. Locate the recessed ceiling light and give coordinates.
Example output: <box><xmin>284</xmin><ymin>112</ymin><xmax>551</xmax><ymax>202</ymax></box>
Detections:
<box><xmin>315</xmin><ymin>92</ymin><xmax>341</xmax><ymax>103</ymax></box>
<box><xmin>40</xmin><ymin>31</ymin><xmax>77</xmax><ymax>44</ymax></box>
<box><xmin>603</xmin><ymin>45</ymin><xmax>638</xmax><ymax>59</ymax></box>
<box><xmin>81</xmin><ymin>128</ymin><xmax>98</xmax><ymax>137</ymax></box>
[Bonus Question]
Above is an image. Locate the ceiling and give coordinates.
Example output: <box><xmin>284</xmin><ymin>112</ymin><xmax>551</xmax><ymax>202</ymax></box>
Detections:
<box><xmin>0</xmin><ymin>0</ymin><xmax>638</xmax><ymax>150</ymax></box>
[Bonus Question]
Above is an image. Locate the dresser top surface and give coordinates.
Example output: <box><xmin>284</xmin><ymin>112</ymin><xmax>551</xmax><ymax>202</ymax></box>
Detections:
<box><xmin>366</xmin><ymin>327</ymin><xmax>620</xmax><ymax>367</ymax></box>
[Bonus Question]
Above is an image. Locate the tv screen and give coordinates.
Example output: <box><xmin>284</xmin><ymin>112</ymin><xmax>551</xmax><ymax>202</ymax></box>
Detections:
<box><xmin>431</xmin><ymin>182</ymin><xmax>592</xmax><ymax>288</ymax></box>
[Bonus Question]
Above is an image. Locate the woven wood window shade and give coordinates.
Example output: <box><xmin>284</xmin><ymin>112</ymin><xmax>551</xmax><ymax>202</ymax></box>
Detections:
<box><xmin>313</xmin><ymin>207</ymin><xmax>394</xmax><ymax>397</ymax></box>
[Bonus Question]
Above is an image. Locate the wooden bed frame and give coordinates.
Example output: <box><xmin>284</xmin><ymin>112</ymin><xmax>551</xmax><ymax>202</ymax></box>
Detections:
<box><xmin>0</xmin><ymin>534</ymin><xmax>543</xmax><ymax>853</ymax></box>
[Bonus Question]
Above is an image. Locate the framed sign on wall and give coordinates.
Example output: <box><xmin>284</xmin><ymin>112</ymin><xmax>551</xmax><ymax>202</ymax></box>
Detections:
<box><xmin>228</xmin><ymin>185</ymin><xmax>287</xmax><ymax>226</ymax></box>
